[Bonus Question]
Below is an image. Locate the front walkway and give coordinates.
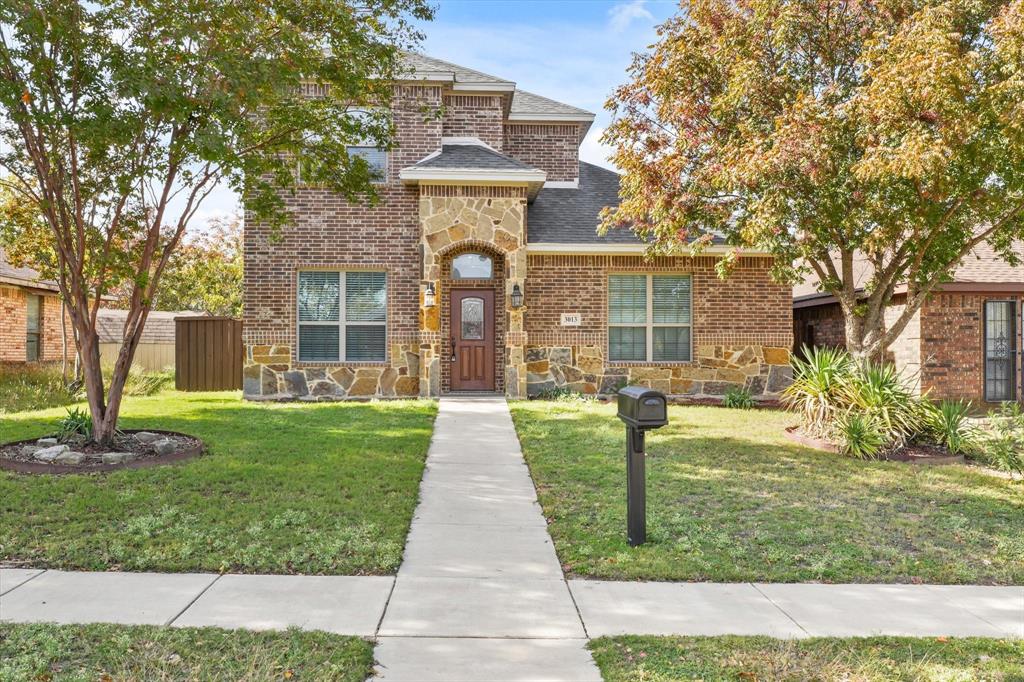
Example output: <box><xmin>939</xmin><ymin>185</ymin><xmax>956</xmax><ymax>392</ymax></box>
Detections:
<box><xmin>2</xmin><ymin>397</ymin><xmax>1022</xmax><ymax>681</ymax></box>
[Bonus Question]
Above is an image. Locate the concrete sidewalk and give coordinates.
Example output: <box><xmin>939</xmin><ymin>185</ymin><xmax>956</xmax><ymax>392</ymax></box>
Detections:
<box><xmin>2</xmin><ymin>396</ymin><xmax>1022</xmax><ymax>681</ymax></box>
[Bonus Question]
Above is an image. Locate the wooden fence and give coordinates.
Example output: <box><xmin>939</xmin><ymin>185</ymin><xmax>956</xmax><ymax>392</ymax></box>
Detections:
<box><xmin>175</xmin><ymin>317</ymin><xmax>243</xmax><ymax>391</ymax></box>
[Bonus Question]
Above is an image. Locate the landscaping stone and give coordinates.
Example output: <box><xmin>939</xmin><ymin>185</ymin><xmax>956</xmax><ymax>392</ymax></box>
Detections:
<box><xmin>19</xmin><ymin>444</ymin><xmax>41</xmax><ymax>456</ymax></box>
<box><xmin>34</xmin><ymin>445</ymin><xmax>69</xmax><ymax>462</ymax></box>
<box><xmin>101</xmin><ymin>452</ymin><xmax>135</xmax><ymax>465</ymax></box>
<box><xmin>134</xmin><ymin>432</ymin><xmax>161</xmax><ymax>444</ymax></box>
<box><xmin>36</xmin><ymin>437</ymin><xmax>58</xmax><ymax>447</ymax></box>
<box><xmin>152</xmin><ymin>439</ymin><xmax>176</xmax><ymax>456</ymax></box>
<box><xmin>54</xmin><ymin>451</ymin><xmax>85</xmax><ymax>465</ymax></box>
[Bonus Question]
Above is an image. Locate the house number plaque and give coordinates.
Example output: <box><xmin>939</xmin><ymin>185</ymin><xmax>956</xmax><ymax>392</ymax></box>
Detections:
<box><xmin>560</xmin><ymin>313</ymin><xmax>581</xmax><ymax>326</ymax></box>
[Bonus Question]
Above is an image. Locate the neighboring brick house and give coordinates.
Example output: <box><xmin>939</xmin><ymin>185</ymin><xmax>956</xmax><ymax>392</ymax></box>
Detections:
<box><xmin>793</xmin><ymin>242</ymin><xmax>1024</xmax><ymax>404</ymax></box>
<box><xmin>243</xmin><ymin>54</ymin><xmax>794</xmax><ymax>401</ymax></box>
<box><xmin>1</xmin><ymin>248</ymin><xmax>73</xmax><ymax>364</ymax></box>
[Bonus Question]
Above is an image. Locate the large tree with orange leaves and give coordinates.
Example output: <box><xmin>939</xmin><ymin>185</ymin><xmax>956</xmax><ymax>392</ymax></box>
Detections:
<box><xmin>603</xmin><ymin>0</ymin><xmax>1024</xmax><ymax>358</ymax></box>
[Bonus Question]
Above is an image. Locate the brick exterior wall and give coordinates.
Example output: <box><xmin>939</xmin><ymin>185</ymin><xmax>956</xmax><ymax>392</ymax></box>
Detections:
<box><xmin>524</xmin><ymin>255</ymin><xmax>794</xmax><ymax>397</ymax></box>
<box><xmin>241</xmin><ymin>78</ymin><xmax>794</xmax><ymax>400</ymax></box>
<box><xmin>795</xmin><ymin>291</ymin><xmax>1024</xmax><ymax>403</ymax></box>
<box><xmin>504</xmin><ymin>124</ymin><xmax>580</xmax><ymax>182</ymax></box>
<box><xmin>793</xmin><ymin>302</ymin><xmax>846</xmax><ymax>351</ymax></box>
<box><xmin>443</xmin><ymin>95</ymin><xmax>504</xmax><ymax>151</ymax></box>
<box><xmin>1</xmin><ymin>285</ymin><xmax>73</xmax><ymax>363</ymax></box>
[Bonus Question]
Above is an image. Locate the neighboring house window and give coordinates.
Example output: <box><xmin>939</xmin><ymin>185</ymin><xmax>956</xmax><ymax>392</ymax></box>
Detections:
<box><xmin>347</xmin><ymin>146</ymin><xmax>387</xmax><ymax>182</ymax></box>
<box><xmin>984</xmin><ymin>300</ymin><xmax>1017</xmax><ymax>402</ymax></box>
<box><xmin>451</xmin><ymin>253</ymin><xmax>493</xmax><ymax>279</ymax></box>
<box><xmin>25</xmin><ymin>294</ymin><xmax>41</xmax><ymax>362</ymax></box>
<box><xmin>297</xmin><ymin>271</ymin><xmax>386</xmax><ymax>362</ymax></box>
<box><xmin>608</xmin><ymin>274</ymin><xmax>692</xmax><ymax>362</ymax></box>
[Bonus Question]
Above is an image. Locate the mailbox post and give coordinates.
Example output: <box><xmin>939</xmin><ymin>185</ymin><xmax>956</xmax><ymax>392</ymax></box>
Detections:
<box><xmin>616</xmin><ymin>386</ymin><xmax>668</xmax><ymax>546</ymax></box>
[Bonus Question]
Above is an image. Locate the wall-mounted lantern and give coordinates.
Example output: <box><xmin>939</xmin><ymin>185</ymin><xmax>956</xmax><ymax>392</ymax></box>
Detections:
<box><xmin>510</xmin><ymin>283</ymin><xmax>524</xmax><ymax>309</ymax></box>
<box><xmin>423</xmin><ymin>282</ymin><xmax>436</xmax><ymax>308</ymax></box>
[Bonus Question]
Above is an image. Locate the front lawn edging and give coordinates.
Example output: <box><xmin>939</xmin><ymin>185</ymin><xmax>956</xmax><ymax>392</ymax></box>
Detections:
<box><xmin>0</xmin><ymin>429</ymin><xmax>205</xmax><ymax>475</ymax></box>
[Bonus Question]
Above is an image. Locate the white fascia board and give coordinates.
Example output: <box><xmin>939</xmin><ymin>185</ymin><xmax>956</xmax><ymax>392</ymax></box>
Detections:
<box><xmin>400</xmin><ymin>71</ymin><xmax>456</xmax><ymax>83</ymax></box>
<box><xmin>525</xmin><ymin>242</ymin><xmax>772</xmax><ymax>256</ymax></box>
<box><xmin>452</xmin><ymin>82</ymin><xmax>517</xmax><ymax>92</ymax></box>
<box><xmin>400</xmin><ymin>168</ymin><xmax>547</xmax><ymax>184</ymax></box>
<box><xmin>543</xmin><ymin>180</ymin><xmax>579</xmax><ymax>189</ymax></box>
<box><xmin>507</xmin><ymin>112</ymin><xmax>596</xmax><ymax>123</ymax></box>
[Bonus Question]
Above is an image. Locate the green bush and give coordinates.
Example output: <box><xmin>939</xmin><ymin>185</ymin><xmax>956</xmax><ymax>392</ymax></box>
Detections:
<box><xmin>533</xmin><ymin>385</ymin><xmax>588</xmax><ymax>401</ymax></box>
<box><xmin>722</xmin><ymin>386</ymin><xmax>755</xmax><ymax>409</ymax></box>
<box><xmin>923</xmin><ymin>399</ymin><xmax>980</xmax><ymax>455</ymax></box>
<box><xmin>783</xmin><ymin>346</ymin><xmax>852</xmax><ymax>438</ymax></box>
<box><xmin>56</xmin><ymin>406</ymin><xmax>92</xmax><ymax>442</ymax></box>
<box><xmin>837</xmin><ymin>412</ymin><xmax>885</xmax><ymax>459</ymax></box>
<box><xmin>980</xmin><ymin>402</ymin><xmax>1024</xmax><ymax>477</ymax></box>
<box><xmin>839</xmin><ymin>361</ymin><xmax>923</xmax><ymax>450</ymax></box>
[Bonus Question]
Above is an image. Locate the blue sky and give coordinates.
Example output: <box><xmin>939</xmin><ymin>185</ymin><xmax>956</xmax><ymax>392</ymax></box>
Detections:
<box><xmin>194</xmin><ymin>0</ymin><xmax>676</xmax><ymax>224</ymax></box>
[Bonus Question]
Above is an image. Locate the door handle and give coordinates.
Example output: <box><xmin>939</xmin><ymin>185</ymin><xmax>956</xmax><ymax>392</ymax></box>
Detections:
<box><xmin>450</xmin><ymin>337</ymin><xmax>456</xmax><ymax>362</ymax></box>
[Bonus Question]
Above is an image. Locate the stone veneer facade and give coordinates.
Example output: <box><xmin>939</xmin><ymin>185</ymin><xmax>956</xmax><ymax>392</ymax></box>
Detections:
<box><xmin>242</xmin><ymin>77</ymin><xmax>795</xmax><ymax>401</ymax></box>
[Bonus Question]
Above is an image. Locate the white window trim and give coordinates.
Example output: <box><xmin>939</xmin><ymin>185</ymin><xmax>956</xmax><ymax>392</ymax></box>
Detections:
<box><xmin>608</xmin><ymin>273</ymin><xmax>693</xmax><ymax>363</ymax></box>
<box><xmin>297</xmin><ymin>270</ymin><xmax>387</xmax><ymax>363</ymax></box>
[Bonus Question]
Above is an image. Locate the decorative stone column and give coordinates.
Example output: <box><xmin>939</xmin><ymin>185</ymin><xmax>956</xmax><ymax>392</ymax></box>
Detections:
<box><xmin>417</xmin><ymin>183</ymin><xmax>528</xmax><ymax>397</ymax></box>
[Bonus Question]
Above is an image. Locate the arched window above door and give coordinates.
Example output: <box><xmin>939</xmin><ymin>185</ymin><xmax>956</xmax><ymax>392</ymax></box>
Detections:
<box><xmin>451</xmin><ymin>253</ymin><xmax>493</xmax><ymax>279</ymax></box>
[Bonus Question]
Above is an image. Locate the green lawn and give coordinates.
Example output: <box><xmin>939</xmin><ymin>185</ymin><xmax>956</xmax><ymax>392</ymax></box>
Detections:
<box><xmin>590</xmin><ymin>636</ymin><xmax>1024</xmax><ymax>681</ymax></box>
<box><xmin>0</xmin><ymin>392</ymin><xmax>436</xmax><ymax>574</ymax></box>
<box><xmin>511</xmin><ymin>400</ymin><xmax>1024</xmax><ymax>584</ymax></box>
<box><xmin>0</xmin><ymin>622</ymin><xmax>373</xmax><ymax>682</ymax></box>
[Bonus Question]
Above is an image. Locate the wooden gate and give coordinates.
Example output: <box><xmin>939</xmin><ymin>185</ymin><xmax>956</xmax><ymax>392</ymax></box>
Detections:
<box><xmin>175</xmin><ymin>316</ymin><xmax>243</xmax><ymax>391</ymax></box>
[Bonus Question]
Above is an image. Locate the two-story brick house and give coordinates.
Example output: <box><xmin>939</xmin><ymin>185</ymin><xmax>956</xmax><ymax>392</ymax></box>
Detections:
<box><xmin>242</xmin><ymin>54</ymin><xmax>794</xmax><ymax>400</ymax></box>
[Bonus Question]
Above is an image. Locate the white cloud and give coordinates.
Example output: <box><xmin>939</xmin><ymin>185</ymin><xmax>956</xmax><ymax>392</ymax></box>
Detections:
<box><xmin>608</xmin><ymin>0</ymin><xmax>655</xmax><ymax>33</ymax></box>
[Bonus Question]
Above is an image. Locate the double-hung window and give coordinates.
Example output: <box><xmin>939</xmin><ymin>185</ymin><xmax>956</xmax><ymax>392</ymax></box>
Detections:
<box><xmin>346</xmin><ymin>109</ymin><xmax>388</xmax><ymax>182</ymax></box>
<box><xmin>608</xmin><ymin>274</ymin><xmax>692</xmax><ymax>362</ymax></box>
<box><xmin>297</xmin><ymin>271</ymin><xmax>386</xmax><ymax>362</ymax></box>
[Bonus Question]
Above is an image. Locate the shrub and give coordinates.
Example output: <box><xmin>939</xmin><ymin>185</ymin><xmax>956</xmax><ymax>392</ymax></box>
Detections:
<box><xmin>57</xmin><ymin>407</ymin><xmax>92</xmax><ymax>442</ymax></box>
<box><xmin>837</xmin><ymin>412</ymin><xmax>885</xmax><ymax>460</ymax></box>
<box><xmin>120</xmin><ymin>366</ymin><xmax>174</xmax><ymax>396</ymax></box>
<box><xmin>923</xmin><ymin>399</ymin><xmax>980</xmax><ymax>455</ymax></box>
<box><xmin>839</xmin><ymin>361</ymin><xmax>923</xmax><ymax>450</ymax></box>
<box><xmin>783</xmin><ymin>346</ymin><xmax>852</xmax><ymax>438</ymax></box>
<box><xmin>0</xmin><ymin>364</ymin><xmax>78</xmax><ymax>414</ymax></box>
<box><xmin>981</xmin><ymin>402</ymin><xmax>1024</xmax><ymax>477</ymax></box>
<box><xmin>533</xmin><ymin>385</ymin><xmax>586</xmax><ymax>401</ymax></box>
<box><xmin>723</xmin><ymin>386</ymin><xmax>755</xmax><ymax>409</ymax></box>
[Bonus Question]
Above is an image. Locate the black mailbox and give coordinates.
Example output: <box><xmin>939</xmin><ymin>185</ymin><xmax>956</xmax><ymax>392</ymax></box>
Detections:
<box><xmin>617</xmin><ymin>386</ymin><xmax>668</xmax><ymax>430</ymax></box>
<box><xmin>615</xmin><ymin>386</ymin><xmax>669</xmax><ymax>547</ymax></box>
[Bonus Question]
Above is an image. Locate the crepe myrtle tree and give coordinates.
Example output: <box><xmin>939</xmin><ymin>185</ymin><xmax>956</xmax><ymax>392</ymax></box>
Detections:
<box><xmin>602</xmin><ymin>0</ymin><xmax>1024</xmax><ymax>359</ymax></box>
<box><xmin>0</xmin><ymin>0</ymin><xmax>433</xmax><ymax>444</ymax></box>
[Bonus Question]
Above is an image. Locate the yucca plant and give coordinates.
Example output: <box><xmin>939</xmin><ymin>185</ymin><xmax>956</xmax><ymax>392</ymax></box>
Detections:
<box><xmin>923</xmin><ymin>399</ymin><xmax>980</xmax><ymax>455</ymax></box>
<box><xmin>783</xmin><ymin>345</ymin><xmax>853</xmax><ymax>437</ymax></box>
<box><xmin>837</xmin><ymin>412</ymin><xmax>885</xmax><ymax>459</ymax></box>
<box><xmin>838</xmin><ymin>360</ymin><xmax>922</xmax><ymax>450</ymax></box>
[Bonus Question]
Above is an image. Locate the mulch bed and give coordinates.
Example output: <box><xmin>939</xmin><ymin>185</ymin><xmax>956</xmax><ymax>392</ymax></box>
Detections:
<box><xmin>0</xmin><ymin>429</ymin><xmax>204</xmax><ymax>475</ymax></box>
<box><xmin>783</xmin><ymin>426</ymin><xmax>964</xmax><ymax>465</ymax></box>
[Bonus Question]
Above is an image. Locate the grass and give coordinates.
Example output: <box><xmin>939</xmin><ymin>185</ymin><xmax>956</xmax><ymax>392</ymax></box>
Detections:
<box><xmin>0</xmin><ymin>363</ymin><xmax>174</xmax><ymax>414</ymax></box>
<box><xmin>0</xmin><ymin>391</ymin><xmax>436</xmax><ymax>574</ymax></box>
<box><xmin>590</xmin><ymin>635</ymin><xmax>1024</xmax><ymax>681</ymax></box>
<box><xmin>510</xmin><ymin>400</ymin><xmax>1024</xmax><ymax>584</ymax></box>
<box><xmin>0</xmin><ymin>364</ymin><xmax>80</xmax><ymax>414</ymax></box>
<box><xmin>0</xmin><ymin>622</ymin><xmax>373</xmax><ymax>681</ymax></box>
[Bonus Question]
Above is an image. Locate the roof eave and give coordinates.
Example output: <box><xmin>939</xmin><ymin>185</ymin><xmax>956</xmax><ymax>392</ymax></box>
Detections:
<box><xmin>526</xmin><ymin>242</ymin><xmax>772</xmax><ymax>256</ymax></box>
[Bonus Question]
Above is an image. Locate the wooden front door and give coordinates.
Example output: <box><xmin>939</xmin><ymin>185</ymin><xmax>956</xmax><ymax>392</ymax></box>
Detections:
<box><xmin>450</xmin><ymin>289</ymin><xmax>495</xmax><ymax>391</ymax></box>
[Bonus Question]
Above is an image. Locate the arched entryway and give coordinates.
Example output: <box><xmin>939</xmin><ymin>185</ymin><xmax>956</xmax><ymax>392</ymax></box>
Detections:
<box><xmin>439</xmin><ymin>242</ymin><xmax>507</xmax><ymax>393</ymax></box>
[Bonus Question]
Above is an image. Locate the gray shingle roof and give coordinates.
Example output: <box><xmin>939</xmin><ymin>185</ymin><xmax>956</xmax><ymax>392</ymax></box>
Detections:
<box><xmin>409</xmin><ymin>144</ymin><xmax>539</xmax><ymax>172</ymax></box>
<box><xmin>528</xmin><ymin>163</ymin><xmax>726</xmax><ymax>246</ymax></box>
<box><xmin>401</xmin><ymin>53</ymin><xmax>513</xmax><ymax>86</ymax></box>
<box><xmin>96</xmin><ymin>309</ymin><xmax>208</xmax><ymax>344</ymax></box>
<box><xmin>0</xmin><ymin>247</ymin><xmax>60</xmax><ymax>292</ymax></box>
<box><xmin>511</xmin><ymin>89</ymin><xmax>594</xmax><ymax>119</ymax></box>
<box><xmin>528</xmin><ymin>162</ymin><xmax>635</xmax><ymax>243</ymax></box>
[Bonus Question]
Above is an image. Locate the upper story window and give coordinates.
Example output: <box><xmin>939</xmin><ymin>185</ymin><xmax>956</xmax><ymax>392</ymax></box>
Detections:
<box><xmin>297</xmin><ymin>270</ymin><xmax>386</xmax><ymax>362</ymax></box>
<box><xmin>347</xmin><ymin>109</ymin><xmax>388</xmax><ymax>183</ymax></box>
<box><xmin>608</xmin><ymin>274</ymin><xmax>692</xmax><ymax>362</ymax></box>
<box><xmin>451</xmin><ymin>253</ymin><xmax>493</xmax><ymax>279</ymax></box>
